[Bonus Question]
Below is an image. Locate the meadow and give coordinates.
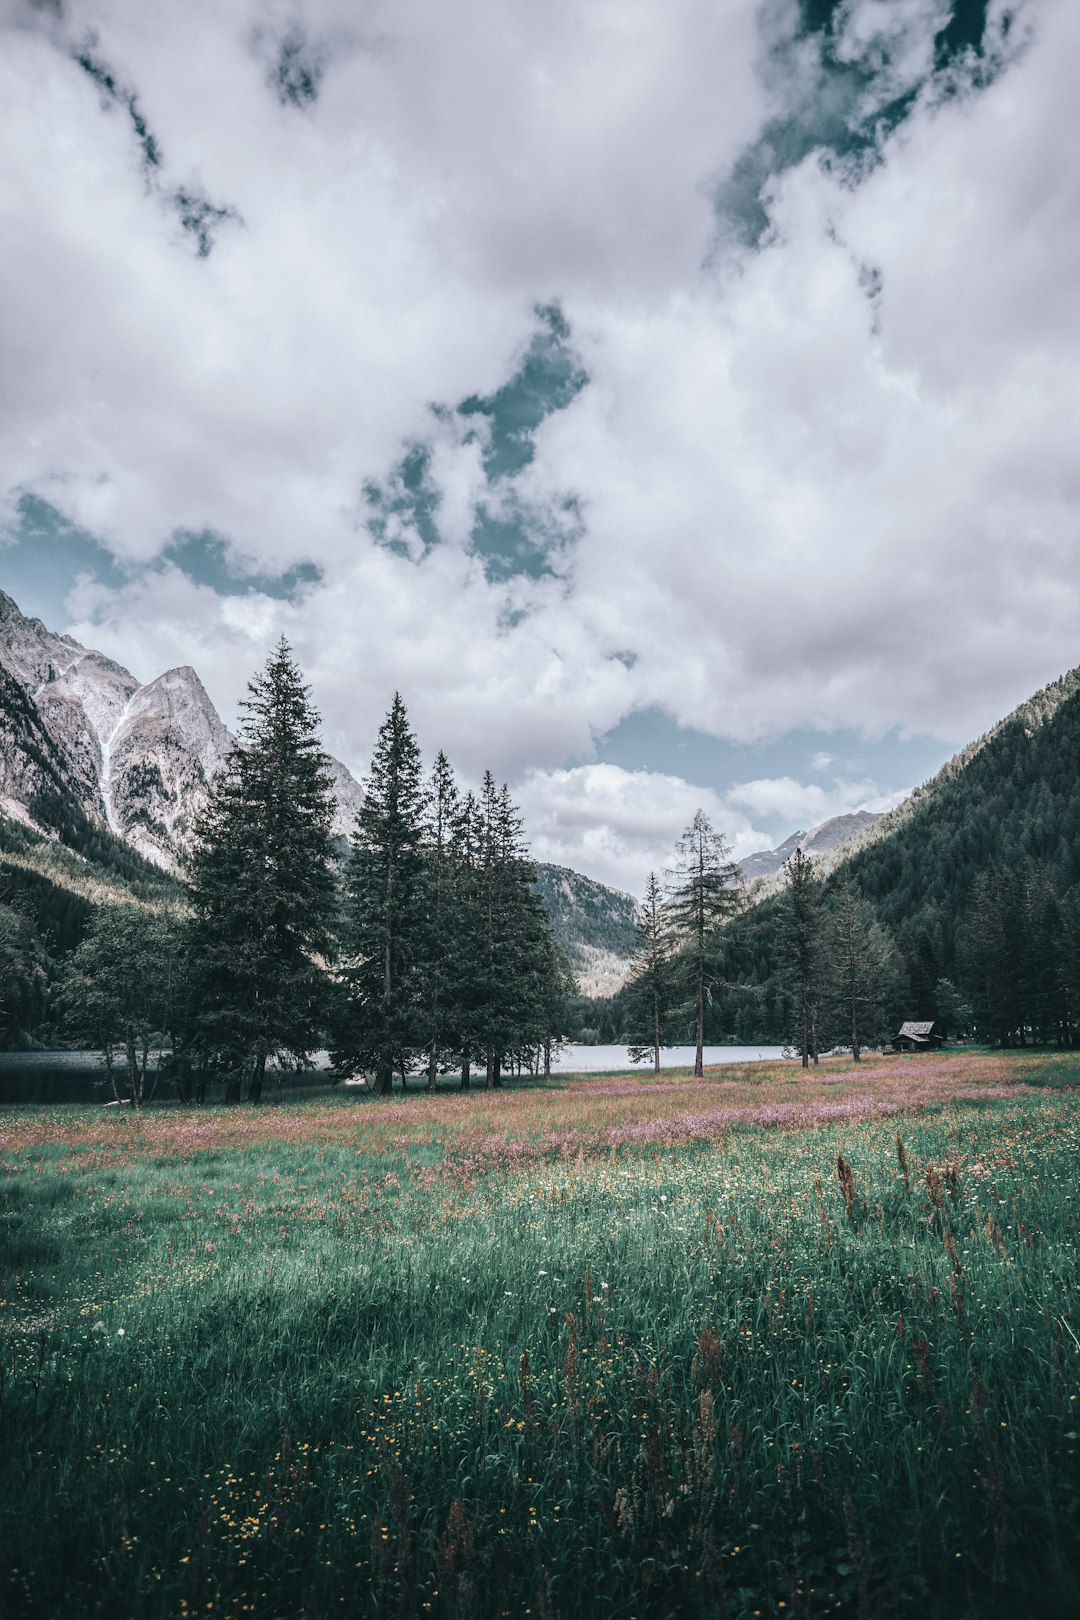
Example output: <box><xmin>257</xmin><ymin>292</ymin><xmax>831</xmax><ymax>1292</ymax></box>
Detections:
<box><xmin>1</xmin><ymin>1052</ymin><xmax>1078</xmax><ymax>1619</ymax></box>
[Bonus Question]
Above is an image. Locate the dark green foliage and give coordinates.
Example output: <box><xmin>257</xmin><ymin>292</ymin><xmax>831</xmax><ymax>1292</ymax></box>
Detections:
<box><xmin>333</xmin><ymin>694</ymin><xmax>428</xmax><ymax>1093</ymax></box>
<box><xmin>707</xmin><ymin>672</ymin><xmax>1080</xmax><ymax>1049</ymax></box>
<box><xmin>419</xmin><ymin>750</ymin><xmax>460</xmax><ymax>1089</ymax></box>
<box><xmin>821</xmin><ymin>879</ymin><xmax>897</xmax><ymax>1060</ymax></box>
<box><xmin>187</xmin><ymin>641</ymin><xmax>337</xmax><ymax>1100</ymax></box>
<box><xmin>779</xmin><ymin>848</ymin><xmax>822</xmax><ymax>1067</ymax></box>
<box><xmin>474</xmin><ymin>773</ymin><xmax>566</xmax><ymax>1086</ymax></box>
<box><xmin>0</xmin><ymin>801</ymin><xmax>180</xmax><ymax>1051</ymax></box>
<box><xmin>55</xmin><ymin>904</ymin><xmax>187</xmax><ymax>1105</ymax></box>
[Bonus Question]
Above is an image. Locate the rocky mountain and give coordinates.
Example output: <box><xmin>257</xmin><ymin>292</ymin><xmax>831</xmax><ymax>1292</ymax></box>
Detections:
<box><xmin>738</xmin><ymin>810</ymin><xmax>881</xmax><ymax>884</ymax></box>
<box><xmin>0</xmin><ymin>589</ymin><xmax>363</xmax><ymax>870</ymax></box>
<box><xmin>533</xmin><ymin>863</ymin><xmax>639</xmax><ymax>995</ymax></box>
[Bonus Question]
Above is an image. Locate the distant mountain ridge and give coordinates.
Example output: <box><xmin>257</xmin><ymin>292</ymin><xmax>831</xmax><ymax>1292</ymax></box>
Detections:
<box><xmin>532</xmin><ymin>864</ymin><xmax>639</xmax><ymax>995</ymax></box>
<box><xmin>738</xmin><ymin>810</ymin><xmax>881</xmax><ymax>883</ymax></box>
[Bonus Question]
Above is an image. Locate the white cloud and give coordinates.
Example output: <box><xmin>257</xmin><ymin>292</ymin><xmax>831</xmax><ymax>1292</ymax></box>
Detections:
<box><xmin>3</xmin><ymin>0</ymin><xmax>1080</xmax><ymax>888</ymax></box>
<box><xmin>515</xmin><ymin>760</ymin><xmax>902</xmax><ymax>896</ymax></box>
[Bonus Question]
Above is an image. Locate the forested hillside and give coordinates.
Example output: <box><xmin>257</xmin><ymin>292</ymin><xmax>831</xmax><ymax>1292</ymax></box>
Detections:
<box><xmin>705</xmin><ymin>666</ymin><xmax>1080</xmax><ymax>1047</ymax></box>
<box><xmin>532</xmin><ymin>864</ymin><xmax>638</xmax><ymax>993</ymax></box>
<box><xmin>0</xmin><ymin>811</ymin><xmax>180</xmax><ymax>1047</ymax></box>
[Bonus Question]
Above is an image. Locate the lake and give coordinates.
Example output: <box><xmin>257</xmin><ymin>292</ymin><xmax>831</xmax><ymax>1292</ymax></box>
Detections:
<box><xmin>551</xmin><ymin>1043</ymin><xmax>788</xmax><ymax>1073</ymax></box>
<box><xmin>0</xmin><ymin>1044</ymin><xmax>790</xmax><ymax>1105</ymax></box>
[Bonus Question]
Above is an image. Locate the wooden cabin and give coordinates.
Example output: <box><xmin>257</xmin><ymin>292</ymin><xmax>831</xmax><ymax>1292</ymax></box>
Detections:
<box><xmin>891</xmin><ymin>1019</ymin><xmax>945</xmax><ymax>1052</ymax></box>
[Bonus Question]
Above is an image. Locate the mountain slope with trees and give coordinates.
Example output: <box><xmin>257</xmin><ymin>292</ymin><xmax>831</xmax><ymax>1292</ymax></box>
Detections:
<box><xmin>708</xmin><ymin>664</ymin><xmax>1080</xmax><ymax>1048</ymax></box>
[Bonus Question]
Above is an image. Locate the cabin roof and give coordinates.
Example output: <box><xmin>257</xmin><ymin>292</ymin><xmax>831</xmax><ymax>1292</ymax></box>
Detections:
<box><xmin>898</xmin><ymin>1020</ymin><xmax>936</xmax><ymax>1038</ymax></box>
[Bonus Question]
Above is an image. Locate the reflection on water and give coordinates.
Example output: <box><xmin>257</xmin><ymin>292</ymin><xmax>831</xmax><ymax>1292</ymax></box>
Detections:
<box><xmin>0</xmin><ymin>1052</ymin><xmax>329</xmax><ymax>1106</ymax></box>
<box><xmin>551</xmin><ymin>1044</ymin><xmax>788</xmax><ymax>1074</ymax></box>
<box><xmin>0</xmin><ymin>1043</ymin><xmax>790</xmax><ymax>1105</ymax></box>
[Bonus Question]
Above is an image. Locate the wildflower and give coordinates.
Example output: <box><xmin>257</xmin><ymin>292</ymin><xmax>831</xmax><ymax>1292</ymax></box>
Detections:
<box><xmin>117</xmin><ymin>1328</ymin><xmax>125</xmax><ymax>1338</ymax></box>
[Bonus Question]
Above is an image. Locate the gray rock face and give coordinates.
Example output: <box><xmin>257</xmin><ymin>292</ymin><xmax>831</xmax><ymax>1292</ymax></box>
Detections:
<box><xmin>0</xmin><ymin>589</ymin><xmax>365</xmax><ymax>871</ymax></box>
<box><xmin>739</xmin><ymin>809</ymin><xmax>881</xmax><ymax>883</ymax></box>
<box><xmin>104</xmin><ymin>666</ymin><xmax>234</xmax><ymax>867</ymax></box>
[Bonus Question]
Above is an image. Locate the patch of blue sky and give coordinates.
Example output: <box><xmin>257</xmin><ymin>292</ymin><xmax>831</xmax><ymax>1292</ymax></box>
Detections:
<box><xmin>589</xmin><ymin>705</ymin><xmax>953</xmax><ymax>841</ymax></box>
<box><xmin>458</xmin><ymin>304</ymin><xmax>587</xmax><ymax>482</ymax></box>
<box><xmin>714</xmin><ymin>0</ymin><xmax>1000</xmax><ymax>250</ymax></box>
<box><xmin>365</xmin><ymin>304</ymin><xmax>587</xmax><ymax>580</ymax></box>
<box><xmin>0</xmin><ymin>494</ymin><xmax>129</xmax><ymax>627</ymax></box>
<box><xmin>0</xmin><ymin>495</ymin><xmax>319</xmax><ymax>626</ymax></box>
<box><xmin>164</xmin><ymin>531</ymin><xmax>321</xmax><ymax>600</ymax></box>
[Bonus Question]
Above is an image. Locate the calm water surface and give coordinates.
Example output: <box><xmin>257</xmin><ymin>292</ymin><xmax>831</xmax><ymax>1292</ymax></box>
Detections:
<box><xmin>552</xmin><ymin>1044</ymin><xmax>788</xmax><ymax>1073</ymax></box>
<box><xmin>0</xmin><ymin>1044</ymin><xmax>790</xmax><ymax>1104</ymax></box>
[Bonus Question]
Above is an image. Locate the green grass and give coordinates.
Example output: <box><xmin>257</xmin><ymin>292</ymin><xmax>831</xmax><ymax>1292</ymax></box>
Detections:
<box><xmin>1</xmin><ymin>1061</ymin><xmax>1078</xmax><ymax>1618</ymax></box>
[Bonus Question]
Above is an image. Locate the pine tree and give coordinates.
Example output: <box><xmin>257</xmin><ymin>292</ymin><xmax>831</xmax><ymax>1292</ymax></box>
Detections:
<box><xmin>187</xmin><ymin>640</ymin><xmax>337</xmax><ymax>1102</ymax></box>
<box><xmin>666</xmin><ymin>811</ymin><xmax>742</xmax><ymax>1077</ymax></box>
<box><xmin>779</xmin><ymin>848</ymin><xmax>821</xmax><ymax>1069</ymax></box>
<box><xmin>334</xmin><ymin>694</ymin><xmax>427</xmax><ymax>1093</ymax></box>
<box><xmin>625</xmin><ymin>871</ymin><xmax>676</xmax><ymax>1072</ymax></box>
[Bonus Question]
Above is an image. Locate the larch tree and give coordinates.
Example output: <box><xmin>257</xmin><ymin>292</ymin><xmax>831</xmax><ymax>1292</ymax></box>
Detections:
<box><xmin>665</xmin><ymin>811</ymin><xmax>742</xmax><ymax>1077</ymax></box>
<box><xmin>333</xmin><ymin>693</ymin><xmax>427</xmax><ymax>1094</ymax></box>
<box><xmin>625</xmin><ymin>870</ymin><xmax>677</xmax><ymax>1073</ymax></box>
<box><xmin>188</xmin><ymin>640</ymin><xmax>338</xmax><ymax>1102</ymax></box>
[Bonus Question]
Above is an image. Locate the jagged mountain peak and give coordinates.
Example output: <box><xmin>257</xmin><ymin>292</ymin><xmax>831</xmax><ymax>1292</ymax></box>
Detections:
<box><xmin>0</xmin><ymin>589</ymin><xmax>367</xmax><ymax>871</ymax></box>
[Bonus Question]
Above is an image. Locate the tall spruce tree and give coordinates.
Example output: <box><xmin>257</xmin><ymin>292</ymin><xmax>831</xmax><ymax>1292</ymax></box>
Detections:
<box><xmin>625</xmin><ymin>871</ymin><xmax>677</xmax><ymax>1072</ymax></box>
<box><xmin>822</xmin><ymin>880</ymin><xmax>894</xmax><ymax>1061</ymax></box>
<box><xmin>448</xmin><ymin>788</ymin><xmax>486</xmax><ymax>1089</ymax></box>
<box><xmin>780</xmin><ymin>847</ymin><xmax>821</xmax><ymax>1069</ymax></box>
<box><xmin>188</xmin><ymin>641</ymin><xmax>337</xmax><ymax>1102</ymax></box>
<box><xmin>421</xmin><ymin>750</ymin><xmax>459</xmax><ymax>1090</ymax></box>
<box><xmin>334</xmin><ymin>694</ymin><xmax>427</xmax><ymax>1093</ymax></box>
<box><xmin>476</xmin><ymin>773</ymin><xmax>557</xmax><ymax>1088</ymax></box>
<box><xmin>666</xmin><ymin>811</ymin><xmax>742</xmax><ymax>1077</ymax></box>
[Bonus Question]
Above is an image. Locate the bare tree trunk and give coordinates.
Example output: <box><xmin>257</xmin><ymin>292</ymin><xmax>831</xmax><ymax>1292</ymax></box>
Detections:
<box><xmin>126</xmin><ymin>1029</ymin><xmax>141</xmax><ymax>1108</ymax></box>
<box><xmin>461</xmin><ymin>1053</ymin><xmax>471</xmax><ymax>1091</ymax></box>
<box><xmin>105</xmin><ymin>1045</ymin><xmax>122</xmax><ymax>1104</ymax></box>
<box><xmin>248</xmin><ymin>1051</ymin><xmax>266</xmax><ymax>1103</ymax></box>
<box><xmin>694</xmin><ymin>953</ymin><xmax>705</xmax><ymax>1078</ymax></box>
<box><xmin>653</xmin><ymin>994</ymin><xmax>661</xmax><ymax>1073</ymax></box>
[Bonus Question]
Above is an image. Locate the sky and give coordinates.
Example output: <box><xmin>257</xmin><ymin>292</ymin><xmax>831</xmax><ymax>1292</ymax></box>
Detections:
<box><xmin>2</xmin><ymin>0</ymin><xmax>1079</xmax><ymax>895</ymax></box>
